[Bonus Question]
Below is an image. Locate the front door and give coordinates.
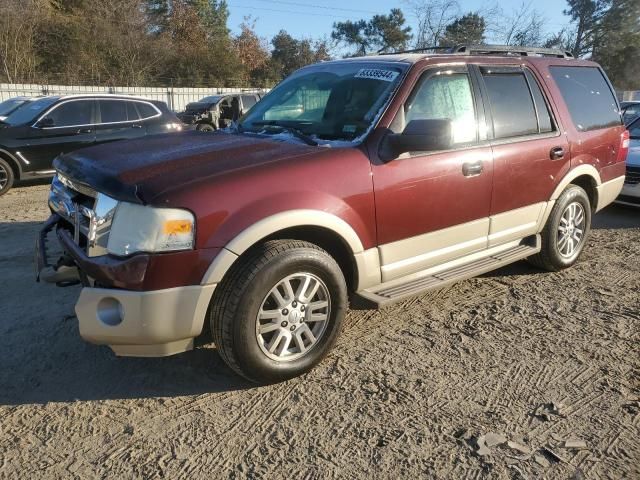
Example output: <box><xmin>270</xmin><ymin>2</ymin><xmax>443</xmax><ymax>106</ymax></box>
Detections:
<box><xmin>371</xmin><ymin>66</ymin><xmax>494</xmax><ymax>282</ymax></box>
<box><xmin>24</xmin><ymin>99</ymin><xmax>97</xmax><ymax>171</ymax></box>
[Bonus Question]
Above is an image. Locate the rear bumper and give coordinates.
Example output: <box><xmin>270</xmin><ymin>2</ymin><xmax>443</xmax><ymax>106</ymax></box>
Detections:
<box><xmin>76</xmin><ymin>284</ymin><xmax>216</xmax><ymax>357</ymax></box>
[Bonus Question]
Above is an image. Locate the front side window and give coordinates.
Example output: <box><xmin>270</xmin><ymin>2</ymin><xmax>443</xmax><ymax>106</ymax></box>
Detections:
<box><xmin>240</xmin><ymin>62</ymin><xmax>406</xmax><ymax>143</ymax></box>
<box><xmin>47</xmin><ymin>100</ymin><xmax>93</xmax><ymax>127</ymax></box>
<box><xmin>550</xmin><ymin>66</ymin><xmax>621</xmax><ymax>132</ymax></box>
<box><xmin>481</xmin><ymin>68</ymin><xmax>538</xmax><ymax>139</ymax></box>
<box><xmin>405</xmin><ymin>71</ymin><xmax>477</xmax><ymax>145</ymax></box>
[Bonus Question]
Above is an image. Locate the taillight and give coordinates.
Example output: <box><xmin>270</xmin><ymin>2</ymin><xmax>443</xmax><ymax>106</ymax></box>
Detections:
<box><xmin>617</xmin><ymin>129</ymin><xmax>630</xmax><ymax>163</ymax></box>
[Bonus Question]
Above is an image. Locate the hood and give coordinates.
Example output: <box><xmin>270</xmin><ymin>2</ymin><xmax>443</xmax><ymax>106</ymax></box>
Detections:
<box><xmin>54</xmin><ymin>131</ymin><xmax>317</xmax><ymax>204</ymax></box>
<box><xmin>627</xmin><ymin>139</ymin><xmax>640</xmax><ymax>167</ymax></box>
<box><xmin>184</xmin><ymin>102</ymin><xmax>213</xmax><ymax>112</ymax></box>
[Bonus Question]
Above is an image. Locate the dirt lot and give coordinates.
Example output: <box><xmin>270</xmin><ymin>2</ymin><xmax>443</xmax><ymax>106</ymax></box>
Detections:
<box><xmin>0</xmin><ymin>182</ymin><xmax>638</xmax><ymax>479</ymax></box>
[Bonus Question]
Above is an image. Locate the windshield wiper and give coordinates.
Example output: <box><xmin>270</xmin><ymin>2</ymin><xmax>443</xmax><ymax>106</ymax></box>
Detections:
<box><xmin>250</xmin><ymin>121</ymin><xmax>318</xmax><ymax>146</ymax></box>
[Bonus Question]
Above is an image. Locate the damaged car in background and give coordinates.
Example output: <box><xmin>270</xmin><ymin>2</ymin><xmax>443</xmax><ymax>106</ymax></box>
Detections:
<box><xmin>177</xmin><ymin>92</ymin><xmax>263</xmax><ymax>131</ymax></box>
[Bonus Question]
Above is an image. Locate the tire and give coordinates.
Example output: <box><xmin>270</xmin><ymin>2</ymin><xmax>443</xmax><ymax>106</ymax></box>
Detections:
<box><xmin>0</xmin><ymin>158</ymin><xmax>15</xmax><ymax>196</ymax></box>
<box><xmin>196</xmin><ymin>123</ymin><xmax>215</xmax><ymax>132</ymax></box>
<box><xmin>528</xmin><ymin>185</ymin><xmax>592</xmax><ymax>271</ymax></box>
<box><xmin>210</xmin><ymin>240</ymin><xmax>347</xmax><ymax>383</ymax></box>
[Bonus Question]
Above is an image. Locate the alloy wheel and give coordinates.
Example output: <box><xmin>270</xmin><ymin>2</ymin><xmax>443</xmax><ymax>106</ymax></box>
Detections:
<box><xmin>255</xmin><ymin>272</ymin><xmax>331</xmax><ymax>362</ymax></box>
<box><xmin>557</xmin><ymin>201</ymin><xmax>586</xmax><ymax>258</ymax></box>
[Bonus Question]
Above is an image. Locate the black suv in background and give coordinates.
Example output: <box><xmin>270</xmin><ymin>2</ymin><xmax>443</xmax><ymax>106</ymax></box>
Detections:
<box><xmin>177</xmin><ymin>93</ymin><xmax>262</xmax><ymax>131</ymax></box>
<box><xmin>0</xmin><ymin>95</ymin><xmax>182</xmax><ymax>195</ymax></box>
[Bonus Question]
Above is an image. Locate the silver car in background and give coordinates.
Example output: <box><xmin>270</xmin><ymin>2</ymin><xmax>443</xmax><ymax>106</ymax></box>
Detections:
<box><xmin>618</xmin><ymin>116</ymin><xmax>640</xmax><ymax>207</ymax></box>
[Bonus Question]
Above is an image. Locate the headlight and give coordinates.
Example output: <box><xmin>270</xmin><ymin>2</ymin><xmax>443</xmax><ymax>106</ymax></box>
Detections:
<box><xmin>107</xmin><ymin>202</ymin><xmax>195</xmax><ymax>256</ymax></box>
<box><xmin>165</xmin><ymin>122</ymin><xmax>183</xmax><ymax>131</ymax></box>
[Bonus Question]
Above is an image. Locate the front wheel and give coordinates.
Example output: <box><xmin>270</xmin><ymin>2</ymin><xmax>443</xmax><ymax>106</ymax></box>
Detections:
<box><xmin>210</xmin><ymin>240</ymin><xmax>347</xmax><ymax>383</ymax></box>
<box><xmin>0</xmin><ymin>158</ymin><xmax>15</xmax><ymax>196</ymax></box>
<box><xmin>528</xmin><ymin>185</ymin><xmax>592</xmax><ymax>271</ymax></box>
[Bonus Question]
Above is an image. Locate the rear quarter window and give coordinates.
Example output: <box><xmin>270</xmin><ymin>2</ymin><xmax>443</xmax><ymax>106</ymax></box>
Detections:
<box><xmin>550</xmin><ymin>66</ymin><xmax>621</xmax><ymax>132</ymax></box>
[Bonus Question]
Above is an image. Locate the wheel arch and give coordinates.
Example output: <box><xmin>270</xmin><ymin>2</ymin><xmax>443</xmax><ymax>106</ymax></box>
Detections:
<box><xmin>200</xmin><ymin>210</ymin><xmax>377</xmax><ymax>292</ymax></box>
<box><xmin>0</xmin><ymin>148</ymin><xmax>23</xmax><ymax>180</ymax></box>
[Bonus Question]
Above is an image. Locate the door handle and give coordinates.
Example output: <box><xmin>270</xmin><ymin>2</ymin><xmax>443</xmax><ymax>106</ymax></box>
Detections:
<box><xmin>462</xmin><ymin>161</ymin><xmax>483</xmax><ymax>177</ymax></box>
<box><xmin>76</xmin><ymin>128</ymin><xmax>92</xmax><ymax>134</ymax></box>
<box><xmin>131</xmin><ymin>124</ymin><xmax>142</xmax><ymax>129</ymax></box>
<box><xmin>550</xmin><ymin>146</ymin><xmax>565</xmax><ymax>160</ymax></box>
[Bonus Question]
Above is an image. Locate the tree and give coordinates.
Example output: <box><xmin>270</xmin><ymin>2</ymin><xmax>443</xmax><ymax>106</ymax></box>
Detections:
<box><xmin>331</xmin><ymin>19</ymin><xmax>369</xmax><ymax>56</ymax></box>
<box><xmin>366</xmin><ymin>9</ymin><xmax>412</xmax><ymax>53</ymax></box>
<box><xmin>492</xmin><ymin>2</ymin><xmax>547</xmax><ymax>47</ymax></box>
<box><xmin>404</xmin><ymin>0</ymin><xmax>460</xmax><ymax>48</ymax></box>
<box><xmin>591</xmin><ymin>0</ymin><xmax>640</xmax><ymax>89</ymax></box>
<box><xmin>439</xmin><ymin>13</ymin><xmax>485</xmax><ymax>46</ymax></box>
<box><xmin>233</xmin><ymin>17</ymin><xmax>271</xmax><ymax>86</ymax></box>
<box><xmin>563</xmin><ymin>0</ymin><xmax>611</xmax><ymax>57</ymax></box>
<box><xmin>332</xmin><ymin>9</ymin><xmax>412</xmax><ymax>56</ymax></box>
<box><xmin>270</xmin><ymin>30</ymin><xmax>330</xmax><ymax>80</ymax></box>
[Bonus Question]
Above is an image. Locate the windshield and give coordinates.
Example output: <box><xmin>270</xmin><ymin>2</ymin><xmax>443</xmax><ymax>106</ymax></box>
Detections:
<box><xmin>199</xmin><ymin>95</ymin><xmax>223</xmax><ymax>104</ymax></box>
<box><xmin>0</xmin><ymin>98</ymin><xmax>27</xmax><ymax>116</ymax></box>
<box><xmin>239</xmin><ymin>62</ymin><xmax>406</xmax><ymax>143</ymax></box>
<box><xmin>4</xmin><ymin>96</ymin><xmax>58</xmax><ymax>126</ymax></box>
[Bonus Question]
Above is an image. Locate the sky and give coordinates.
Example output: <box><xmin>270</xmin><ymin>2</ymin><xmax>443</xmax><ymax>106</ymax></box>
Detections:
<box><xmin>226</xmin><ymin>0</ymin><xmax>572</xmax><ymax>43</ymax></box>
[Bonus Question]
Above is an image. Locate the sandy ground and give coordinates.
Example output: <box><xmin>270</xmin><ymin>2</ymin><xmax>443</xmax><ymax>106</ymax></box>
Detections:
<box><xmin>0</xmin><ymin>182</ymin><xmax>638</xmax><ymax>479</ymax></box>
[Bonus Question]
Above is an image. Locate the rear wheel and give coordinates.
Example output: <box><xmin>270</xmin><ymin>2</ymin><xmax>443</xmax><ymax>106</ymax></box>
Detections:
<box><xmin>210</xmin><ymin>240</ymin><xmax>347</xmax><ymax>383</ymax></box>
<box><xmin>528</xmin><ymin>185</ymin><xmax>591</xmax><ymax>271</ymax></box>
<box><xmin>196</xmin><ymin>123</ymin><xmax>215</xmax><ymax>132</ymax></box>
<box><xmin>0</xmin><ymin>158</ymin><xmax>15</xmax><ymax>196</ymax></box>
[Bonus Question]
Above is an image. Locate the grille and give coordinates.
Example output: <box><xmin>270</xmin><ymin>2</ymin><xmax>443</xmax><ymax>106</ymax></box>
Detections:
<box><xmin>49</xmin><ymin>174</ymin><xmax>117</xmax><ymax>257</ymax></box>
<box><xmin>625</xmin><ymin>166</ymin><xmax>640</xmax><ymax>185</ymax></box>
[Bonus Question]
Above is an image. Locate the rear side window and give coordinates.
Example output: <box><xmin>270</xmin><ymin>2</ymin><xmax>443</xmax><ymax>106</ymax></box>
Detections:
<box><xmin>481</xmin><ymin>68</ymin><xmax>538</xmax><ymax>139</ymax></box>
<box><xmin>47</xmin><ymin>100</ymin><xmax>93</xmax><ymax>127</ymax></box>
<box><xmin>550</xmin><ymin>66</ymin><xmax>621</xmax><ymax>131</ymax></box>
<box><xmin>99</xmin><ymin>100</ymin><xmax>128</xmax><ymax>123</ymax></box>
<box><xmin>127</xmin><ymin>102</ymin><xmax>140</xmax><ymax>120</ymax></box>
<box><xmin>137</xmin><ymin>102</ymin><xmax>159</xmax><ymax>119</ymax></box>
<box><xmin>524</xmin><ymin>70</ymin><xmax>554</xmax><ymax>133</ymax></box>
<box><xmin>242</xmin><ymin>95</ymin><xmax>257</xmax><ymax>109</ymax></box>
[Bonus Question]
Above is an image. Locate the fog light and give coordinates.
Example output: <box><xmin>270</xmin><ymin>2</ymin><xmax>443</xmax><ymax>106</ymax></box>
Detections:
<box><xmin>97</xmin><ymin>297</ymin><xmax>124</xmax><ymax>326</ymax></box>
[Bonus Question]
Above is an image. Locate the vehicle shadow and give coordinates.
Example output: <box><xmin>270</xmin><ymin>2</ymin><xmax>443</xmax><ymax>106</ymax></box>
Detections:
<box><xmin>0</xmin><ymin>219</ymin><xmax>255</xmax><ymax>406</ymax></box>
<box><xmin>592</xmin><ymin>203</ymin><xmax>640</xmax><ymax>230</ymax></box>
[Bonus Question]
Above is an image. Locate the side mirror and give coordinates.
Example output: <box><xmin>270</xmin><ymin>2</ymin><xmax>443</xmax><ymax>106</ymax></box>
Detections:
<box><xmin>385</xmin><ymin>119</ymin><xmax>452</xmax><ymax>157</ymax></box>
<box><xmin>36</xmin><ymin>117</ymin><xmax>55</xmax><ymax>128</ymax></box>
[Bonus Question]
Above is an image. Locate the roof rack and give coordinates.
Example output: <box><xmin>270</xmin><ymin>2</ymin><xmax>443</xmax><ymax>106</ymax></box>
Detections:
<box><xmin>382</xmin><ymin>44</ymin><xmax>574</xmax><ymax>59</ymax></box>
<box><xmin>453</xmin><ymin>45</ymin><xmax>574</xmax><ymax>58</ymax></box>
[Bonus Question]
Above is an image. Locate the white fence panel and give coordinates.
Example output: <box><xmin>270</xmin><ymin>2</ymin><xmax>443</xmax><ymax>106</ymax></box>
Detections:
<box><xmin>0</xmin><ymin>84</ymin><xmax>266</xmax><ymax>112</ymax></box>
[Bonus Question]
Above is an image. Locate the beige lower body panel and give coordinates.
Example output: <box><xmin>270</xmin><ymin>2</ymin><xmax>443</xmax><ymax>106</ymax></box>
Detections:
<box><xmin>379</xmin><ymin>218</ymin><xmax>489</xmax><ymax>282</ymax></box>
<box><xmin>75</xmin><ymin>284</ymin><xmax>217</xmax><ymax>357</ymax></box>
<box><xmin>596</xmin><ymin>175</ymin><xmax>625</xmax><ymax>212</ymax></box>
<box><xmin>488</xmin><ymin>202</ymin><xmax>547</xmax><ymax>247</ymax></box>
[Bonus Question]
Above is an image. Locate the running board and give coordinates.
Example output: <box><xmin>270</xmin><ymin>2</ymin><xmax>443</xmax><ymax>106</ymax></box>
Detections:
<box><xmin>357</xmin><ymin>237</ymin><xmax>540</xmax><ymax>308</ymax></box>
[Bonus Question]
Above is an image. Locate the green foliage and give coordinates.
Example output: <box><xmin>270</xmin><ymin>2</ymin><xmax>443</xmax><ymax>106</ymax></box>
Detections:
<box><xmin>332</xmin><ymin>8</ymin><xmax>411</xmax><ymax>55</ymax></box>
<box><xmin>439</xmin><ymin>13</ymin><xmax>485</xmax><ymax>47</ymax></box>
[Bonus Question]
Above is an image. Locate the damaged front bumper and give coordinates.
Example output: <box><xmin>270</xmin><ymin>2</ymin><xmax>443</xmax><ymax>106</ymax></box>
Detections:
<box><xmin>36</xmin><ymin>213</ymin><xmax>216</xmax><ymax>358</ymax></box>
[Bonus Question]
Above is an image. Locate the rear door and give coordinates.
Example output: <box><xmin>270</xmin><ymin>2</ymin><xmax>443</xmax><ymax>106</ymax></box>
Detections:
<box><xmin>474</xmin><ymin>64</ymin><xmax>570</xmax><ymax>246</ymax></box>
<box><xmin>24</xmin><ymin>99</ymin><xmax>97</xmax><ymax>171</ymax></box>
<box><xmin>94</xmin><ymin>99</ymin><xmax>148</xmax><ymax>144</ymax></box>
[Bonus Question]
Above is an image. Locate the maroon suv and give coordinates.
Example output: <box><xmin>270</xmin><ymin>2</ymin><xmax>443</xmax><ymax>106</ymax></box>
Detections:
<box><xmin>37</xmin><ymin>46</ymin><xmax>628</xmax><ymax>383</ymax></box>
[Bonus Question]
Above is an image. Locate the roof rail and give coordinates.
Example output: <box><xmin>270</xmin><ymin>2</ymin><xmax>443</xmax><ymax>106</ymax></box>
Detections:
<box><xmin>452</xmin><ymin>45</ymin><xmax>574</xmax><ymax>58</ymax></box>
<box><xmin>381</xmin><ymin>44</ymin><xmax>574</xmax><ymax>59</ymax></box>
<box><xmin>378</xmin><ymin>46</ymin><xmax>454</xmax><ymax>55</ymax></box>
